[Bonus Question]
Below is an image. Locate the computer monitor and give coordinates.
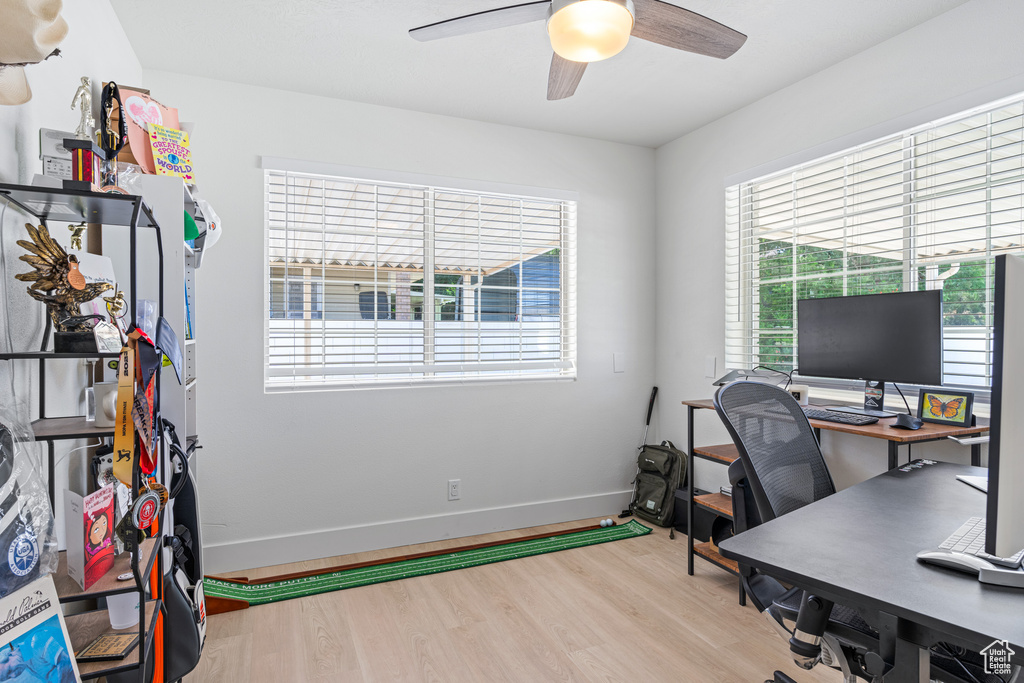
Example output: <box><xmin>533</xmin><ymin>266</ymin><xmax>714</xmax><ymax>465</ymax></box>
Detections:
<box><xmin>797</xmin><ymin>290</ymin><xmax>943</xmax><ymax>416</ymax></box>
<box><xmin>986</xmin><ymin>254</ymin><xmax>1024</xmax><ymax>558</ymax></box>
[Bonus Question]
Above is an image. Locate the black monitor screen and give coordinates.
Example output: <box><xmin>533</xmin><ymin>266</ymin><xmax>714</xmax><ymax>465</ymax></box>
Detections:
<box><xmin>797</xmin><ymin>290</ymin><xmax>942</xmax><ymax>385</ymax></box>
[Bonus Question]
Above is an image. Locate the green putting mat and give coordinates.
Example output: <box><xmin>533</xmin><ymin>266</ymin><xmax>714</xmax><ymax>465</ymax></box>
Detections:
<box><xmin>205</xmin><ymin>520</ymin><xmax>651</xmax><ymax>606</ymax></box>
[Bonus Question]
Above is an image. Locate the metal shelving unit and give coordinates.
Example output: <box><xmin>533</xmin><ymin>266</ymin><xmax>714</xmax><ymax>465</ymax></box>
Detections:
<box><xmin>0</xmin><ymin>182</ymin><xmax>169</xmax><ymax>681</ymax></box>
<box><xmin>683</xmin><ymin>400</ymin><xmax>745</xmax><ymax>606</ymax></box>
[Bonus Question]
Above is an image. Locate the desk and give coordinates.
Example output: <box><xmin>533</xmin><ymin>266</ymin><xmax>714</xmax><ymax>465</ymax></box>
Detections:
<box><xmin>683</xmin><ymin>399</ymin><xmax>988</xmax><ymax>471</ymax></box>
<box><xmin>719</xmin><ymin>462</ymin><xmax>1024</xmax><ymax>682</ymax></box>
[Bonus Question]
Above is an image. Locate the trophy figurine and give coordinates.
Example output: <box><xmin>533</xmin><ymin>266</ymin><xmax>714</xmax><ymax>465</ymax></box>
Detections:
<box><xmin>71</xmin><ymin>76</ymin><xmax>95</xmax><ymax>141</ymax></box>
<box><xmin>68</xmin><ymin>222</ymin><xmax>87</xmax><ymax>251</ymax></box>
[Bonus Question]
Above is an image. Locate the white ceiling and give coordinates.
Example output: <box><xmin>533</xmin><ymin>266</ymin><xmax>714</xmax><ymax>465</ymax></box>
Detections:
<box><xmin>109</xmin><ymin>0</ymin><xmax>969</xmax><ymax>148</ymax></box>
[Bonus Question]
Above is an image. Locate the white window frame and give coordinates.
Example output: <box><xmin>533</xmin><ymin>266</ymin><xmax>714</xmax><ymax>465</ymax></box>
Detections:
<box><xmin>725</xmin><ymin>93</ymin><xmax>1024</xmax><ymax>396</ymax></box>
<box><xmin>263</xmin><ymin>158</ymin><xmax>578</xmax><ymax>392</ymax></box>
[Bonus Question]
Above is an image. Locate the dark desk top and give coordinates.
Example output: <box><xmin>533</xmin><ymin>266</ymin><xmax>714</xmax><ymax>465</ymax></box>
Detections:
<box><xmin>719</xmin><ymin>462</ymin><xmax>1024</xmax><ymax>654</ymax></box>
<box><xmin>682</xmin><ymin>398</ymin><xmax>988</xmax><ymax>443</ymax></box>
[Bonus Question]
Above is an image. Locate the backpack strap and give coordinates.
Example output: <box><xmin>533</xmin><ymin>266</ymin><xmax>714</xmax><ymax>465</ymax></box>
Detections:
<box><xmin>166</xmin><ymin>524</ymin><xmax>196</xmax><ymax>569</ymax></box>
<box><xmin>162</xmin><ymin>419</ymin><xmax>197</xmax><ymax>499</ymax></box>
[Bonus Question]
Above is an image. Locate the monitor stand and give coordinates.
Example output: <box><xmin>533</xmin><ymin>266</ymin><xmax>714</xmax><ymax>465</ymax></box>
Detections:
<box><xmin>829</xmin><ymin>380</ymin><xmax>898</xmax><ymax>418</ymax></box>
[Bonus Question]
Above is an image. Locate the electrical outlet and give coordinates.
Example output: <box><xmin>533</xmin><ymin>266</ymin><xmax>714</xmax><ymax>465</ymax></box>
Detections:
<box><xmin>448</xmin><ymin>479</ymin><xmax>461</xmax><ymax>501</ymax></box>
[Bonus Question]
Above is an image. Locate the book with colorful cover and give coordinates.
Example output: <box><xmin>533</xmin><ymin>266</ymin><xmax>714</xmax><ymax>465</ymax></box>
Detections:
<box><xmin>0</xmin><ymin>576</ymin><xmax>81</xmax><ymax>681</ymax></box>
<box><xmin>146</xmin><ymin>123</ymin><xmax>195</xmax><ymax>182</ymax></box>
<box><xmin>63</xmin><ymin>485</ymin><xmax>115</xmax><ymax>591</ymax></box>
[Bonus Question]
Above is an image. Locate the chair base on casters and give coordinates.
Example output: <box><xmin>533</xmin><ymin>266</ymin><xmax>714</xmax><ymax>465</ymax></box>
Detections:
<box><xmin>768</xmin><ymin>673</ymin><xmax>798</xmax><ymax>683</ymax></box>
<box><xmin>765</xmin><ymin>588</ymin><xmax>1017</xmax><ymax>683</ymax></box>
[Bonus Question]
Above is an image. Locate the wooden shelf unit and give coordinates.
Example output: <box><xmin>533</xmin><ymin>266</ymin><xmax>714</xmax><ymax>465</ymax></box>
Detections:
<box><xmin>0</xmin><ymin>352</ymin><xmax>120</xmax><ymax>360</ymax></box>
<box><xmin>683</xmin><ymin>399</ymin><xmax>746</xmax><ymax>605</ymax></box>
<box><xmin>31</xmin><ymin>417</ymin><xmax>115</xmax><ymax>441</ymax></box>
<box><xmin>67</xmin><ymin>600</ymin><xmax>161</xmax><ymax>680</ymax></box>
<box><xmin>693</xmin><ymin>541</ymin><xmax>739</xmax><ymax>575</ymax></box>
<box><xmin>692</xmin><ymin>443</ymin><xmax>739</xmax><ymax>465</ymax></box>
<box><xmin>694</xmin><ymin>492</ymin><xmax>733</xmax><ymax>519</ymax></box>
<box><xmin>53</xmin><ymin>538</ymin><xmax>159</xmax><ymax>602</ymax></box>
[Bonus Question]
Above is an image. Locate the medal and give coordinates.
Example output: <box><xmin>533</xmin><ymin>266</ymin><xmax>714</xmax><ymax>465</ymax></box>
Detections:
<box><xmin>97</xmin><ymin>469</ymin><xmax>118</xmax><ymax>488</ymax></box>
<box><xmin>114</xmin><ymin>515</ymin><xmax>144</xmax><ymax>554</ymax></box>
<box><xmin>141</xmin><ymin>480</ymin><xmax>168</xmax><ymax>512</ymax></box>
<box><xmin>132</xmin><ymin>490</ymin><xmax>160</xmax><ymax>530</ymax></box>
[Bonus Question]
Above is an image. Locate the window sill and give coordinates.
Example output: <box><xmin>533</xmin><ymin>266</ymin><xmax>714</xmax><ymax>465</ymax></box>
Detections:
<box><xmin>264</xmin><ymin>372</ymin><xmax>577</xmax><ymax>394</ymax></box>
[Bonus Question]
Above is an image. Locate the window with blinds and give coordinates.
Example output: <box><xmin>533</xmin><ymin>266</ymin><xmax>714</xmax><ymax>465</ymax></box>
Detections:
<box><xmin>265</xmin><ymin>169</ymin><xmax>577</xmax><ymax>390</ymax></box>
<box><xmin>726</xmin><ymin>94</ymin><xmax>1024</xmax><ymax>390</ymax></box>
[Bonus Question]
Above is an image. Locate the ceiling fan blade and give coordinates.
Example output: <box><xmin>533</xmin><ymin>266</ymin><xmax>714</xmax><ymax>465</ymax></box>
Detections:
<box><xmin>547</xmin><ymin>53</ymin><xmax>587</xmax><ymax>101</ymax></box>
<box><xmin>631</xmin><ymin>0</ymin><xmax>746</xmax><ymax>59</ymax></box>
<box><xmin>410</xmin><ymin>1</ymin><xmax>551</xmax><ymax>42</ymax></box>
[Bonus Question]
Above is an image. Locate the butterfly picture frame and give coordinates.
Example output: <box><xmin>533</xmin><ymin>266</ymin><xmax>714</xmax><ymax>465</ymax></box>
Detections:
<box><xmin>917</xmin><ymin>387</ymin><xmax>975</xmax><ymax>427</ymax></box>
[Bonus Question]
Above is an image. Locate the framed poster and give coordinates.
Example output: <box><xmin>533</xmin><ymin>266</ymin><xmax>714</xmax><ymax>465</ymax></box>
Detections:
<box><xmin>917</xmin><ymin>387</ymin><xmax>975</xmax><ymax>427</ymax></box>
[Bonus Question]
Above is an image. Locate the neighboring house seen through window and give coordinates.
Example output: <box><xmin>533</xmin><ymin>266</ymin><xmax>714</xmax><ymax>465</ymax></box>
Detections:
<box><xmin>264</xmin><ymin>167</ymin><xmax>577</xmax><ymax>390</ymax></box>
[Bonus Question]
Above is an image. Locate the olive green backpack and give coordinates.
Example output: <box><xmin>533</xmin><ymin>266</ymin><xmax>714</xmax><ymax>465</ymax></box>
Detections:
<box><xmin>630</xmin><ymin>440</ymin><xmax>686</xmax><ymax>527</ymax></box>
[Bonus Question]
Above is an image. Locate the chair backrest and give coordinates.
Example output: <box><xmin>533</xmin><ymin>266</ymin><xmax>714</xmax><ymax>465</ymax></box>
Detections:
<box><xmin>714</xmin><ymin>381</ymin><xmax>835</xmax><ymax>524</ymax></box>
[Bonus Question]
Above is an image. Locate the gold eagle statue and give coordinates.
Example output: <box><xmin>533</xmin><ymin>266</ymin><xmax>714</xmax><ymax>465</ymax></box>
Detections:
<box><xmin>16</xmin><ymin>223</ymin><xmax>112</xmax><ymax>332</ymax></box>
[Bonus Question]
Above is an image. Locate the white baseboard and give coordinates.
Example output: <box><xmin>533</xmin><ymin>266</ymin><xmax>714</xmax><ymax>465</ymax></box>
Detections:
<box><xmin>203</xmin><ymin>490</ymin><xmax>634</xmax><ymax>575</ymax></box>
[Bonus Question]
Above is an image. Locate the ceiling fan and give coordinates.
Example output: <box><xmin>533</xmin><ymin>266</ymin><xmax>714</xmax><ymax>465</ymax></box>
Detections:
<box><xmin>409</xmin><ymin>0</ymin><xmax>746</xmax><ymax>100</ymax></box>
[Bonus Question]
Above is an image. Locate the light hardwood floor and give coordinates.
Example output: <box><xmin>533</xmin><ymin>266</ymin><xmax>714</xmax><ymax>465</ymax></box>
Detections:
<box><xmin>186</xmin><ymin>519</ymin><xmax>841</xmax><ymax>682</ymax></box>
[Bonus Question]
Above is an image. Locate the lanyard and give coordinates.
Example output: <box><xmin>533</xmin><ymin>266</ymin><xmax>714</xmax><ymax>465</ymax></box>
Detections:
<box><xmin>112</xmin><ymin>342</ymin><xmax>136</xmax><ymax>487</ymax></box>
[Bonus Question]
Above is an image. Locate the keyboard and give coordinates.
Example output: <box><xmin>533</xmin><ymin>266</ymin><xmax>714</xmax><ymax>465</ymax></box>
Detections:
<box><xmin>937</xmin><ymin>517</ymin><xmax>1024</xmax><ymax>569</ymax></box>
<box><xmin>802</xmin><ymin>407</ymin><xmax>879</xmax><ymax>426</ymax></box>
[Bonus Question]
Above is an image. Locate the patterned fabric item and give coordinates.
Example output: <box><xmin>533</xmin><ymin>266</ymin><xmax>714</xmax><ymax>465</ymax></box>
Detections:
<box><xmin>0</xmin><ymin>423</ymin><xmax>51</xmax><ymax>597</ymax></box>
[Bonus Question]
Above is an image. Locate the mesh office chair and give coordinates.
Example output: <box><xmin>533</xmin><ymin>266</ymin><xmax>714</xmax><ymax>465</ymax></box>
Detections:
<box><xmin>714</xmin><ymin>381</ymin><xmax>1008</xmax><ymax>683</ymax></box>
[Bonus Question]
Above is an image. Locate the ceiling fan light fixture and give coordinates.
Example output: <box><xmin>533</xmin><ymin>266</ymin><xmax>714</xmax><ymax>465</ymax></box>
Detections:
<box><xmin>547</xmin><ymin>0</ymin><xmax>634</xmax><ymax>63</ymax></box>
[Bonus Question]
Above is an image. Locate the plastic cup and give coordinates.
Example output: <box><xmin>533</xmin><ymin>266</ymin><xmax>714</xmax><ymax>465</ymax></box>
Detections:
<box><xmin>93</xmin><ymin>382</ymin><xmax>118</xmax><ymax>428</ymax></box>
<box><xmin>107</xmin><ymin>592</ymin><xmax>140</xmax><ymax>630</ymax></box>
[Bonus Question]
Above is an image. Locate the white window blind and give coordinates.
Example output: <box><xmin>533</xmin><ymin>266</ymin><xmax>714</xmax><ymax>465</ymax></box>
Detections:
<box><xmin>265</xmin><ymin>169</ymin><xmax>577</xmax><ymax>390</ymax></box>
<box><xmin>726</xmin><ymin>94</ymin><xmax>1024</xmax><ymax>390</ymax></box>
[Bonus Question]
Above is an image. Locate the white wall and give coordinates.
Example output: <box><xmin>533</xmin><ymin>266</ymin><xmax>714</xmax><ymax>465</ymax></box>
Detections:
<box><xmin>141</xmin><ymin>71</ymin><xmax>657</xmax><ymax>573</ymax></box>
<box><xmin>0</xmin><ymin>0</ymin><xmax>142</xmax><ymax>540</ymax></box>
<box><xmin>654</xmin><ymin>0</ymin><xmax>1024</xmax><ymax>493</ymax></box>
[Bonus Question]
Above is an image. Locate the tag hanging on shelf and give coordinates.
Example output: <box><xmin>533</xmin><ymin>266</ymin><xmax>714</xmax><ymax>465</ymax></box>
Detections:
<box><xmin>66</xmin><ymin>255</ymin><xmax>85</xmax><ymax>291</ymax></box>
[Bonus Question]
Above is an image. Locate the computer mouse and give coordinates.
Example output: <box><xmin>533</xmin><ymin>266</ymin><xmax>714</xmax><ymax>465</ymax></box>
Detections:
<box><xmin>892</xmin><ymin>413</ymin><xmax>923</xmax><ymax>430</ymax></box>
<box><xmin>917</xmin><ymin>550</ymin><xmax>996</xmax><ymax>575</ymax></box>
